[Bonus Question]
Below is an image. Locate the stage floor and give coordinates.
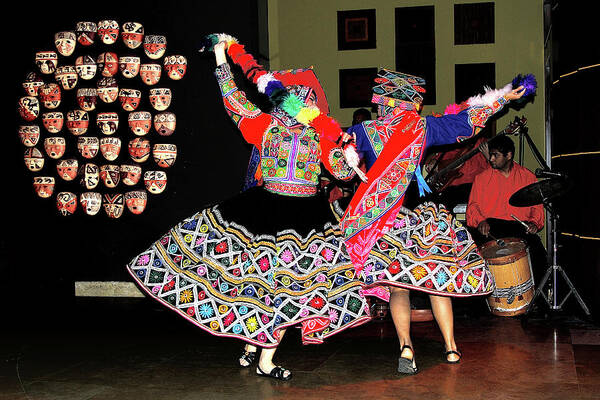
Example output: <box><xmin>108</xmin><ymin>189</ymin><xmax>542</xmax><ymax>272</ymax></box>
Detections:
<box><xmin>1</xmin><ymin>298</ymin><xmax>599</xmax><ymax>400</ymax></box>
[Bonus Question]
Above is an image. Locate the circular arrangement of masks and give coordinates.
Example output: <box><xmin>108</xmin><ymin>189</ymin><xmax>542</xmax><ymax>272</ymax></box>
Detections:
<box><xmin>17</xmin><ymin>20</ymin><xmax>188</xmax><ymax>218</ymax></box>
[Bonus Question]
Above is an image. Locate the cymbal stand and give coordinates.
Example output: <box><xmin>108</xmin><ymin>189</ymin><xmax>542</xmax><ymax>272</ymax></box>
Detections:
<box><xmin>525</xmin><ymin>201</ymin><xmax>591</xmax><ymax>317</ymax></box>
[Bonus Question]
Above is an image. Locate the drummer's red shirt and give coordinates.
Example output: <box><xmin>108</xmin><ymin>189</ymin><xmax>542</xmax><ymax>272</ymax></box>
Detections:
<box><xmin>467</xmin><ymin>162</ymin><xmax>545</xmax><ymax>230</ymax></box>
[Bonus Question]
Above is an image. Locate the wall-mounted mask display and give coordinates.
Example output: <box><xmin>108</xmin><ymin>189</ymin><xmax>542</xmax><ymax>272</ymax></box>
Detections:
<box><xmin>24</xmin><ymin>148</ymin><xmax>44</xmax><ymax>171</ymax></box>
<box><xmin>75</xmin><ymin>55</ymin><xmax>97</xmax><ymax>80</ymax></box>
<box><xmin>143</xmin><ymin>35</ymin><xmax>166</xmax><ymax>59</ymax></box>
<box><xmin>76</xmin><ymin>88</ymin><xmax>97</xmax><ymax>111</ymax></box>
<box><xmin>140</xmin><ymin>63</ymin><xmax>161</xmax><ymax>85</ymax></box>
<box><xmin>97</xmin><ymin>52</ymin><xmax>119</xmax><ymax>77</ymax></box>
<box><xmin>66</xmin><ymin>109</ymin><xmax>89</xmax><ymax>135</ymax></box>
<box><xmin>44</xmin><ymin>136</ymin><xmax>66</xmax><ymax>159</ymax></box>
<box><xmin>96</xmin><ymin>112</ymin><xmax>119</xmax><ymax>135</ymax></box>
<box><xmin>18</xmin><ymin>125</ymin><xmax>40</xmax><ymax>147</ymax></box>
<box><xmin>100</xmin><ymin>137</ymin><xmax>121</xmax><ymax>161</ymax></box>
<box><xmin>128</xmin><ymin>138</ymin><xmax>151</xmax><ymax>163</ymax></box>
<box><xmin>119</xmin><ymin>56</ymin><xmax>141</xmax><ymax>79</ymax></box>
<box><xmin>164</xmin><ymin>55</ymin><xmax>187</xmax><ymax>80</ymax></box>
<box><xmin>103</xmin><ymin>193</ymin><xmax>124</xmax><ymax>219</ymax></box>
<box><xmin>154</xmin><ymin>112</ymin><xmax>176</xmax><ymax>136</ymax></box>
<box><xmin>149</xmin><ymin>88</ymin><xmax>171</xmax><ymax>111</ymax></box>
<box><xmin>39</xmin><ymin>83</ymin><xmax>61</xmax><ymax>109</ymax></box>
<box><xmin>76</xmin><ymin>22</ymin><xmax>97</xmax><ymax>46</ymax></box>
<box><xmin>55</xmin><ymin>65</ymin><xmax>78</xmax><ymax>90</ymax></box>
<box><xmin>97</xmin><ymin>20</ymin><xmax>119</xmax><ymax>45</ymax></box>
<box><xmin>125</xmin><ymin>190</ymin><xmax>147</xmax><ymax>214</ymax></box>
<box><xmin>54</xmin><ymin>31</ymin><xmax>77</xmax><ymax>56</ymax></box>
<box><xmin>33</xmin><ymin>176</ymin><xmax>55</xmax><ymax>198</ymax></box>
<box><xmin>80</xmin><ymin>192</ymin><xmax>102</xmax><ymax>216</ymax></box>
<box><xmin>144</xmin><ymin>170</ymin><xmax>167</xmax><ymax>194</ymax></box>
<box><xmin>153</xmin><ymin>144</ymin><xmax>177</xmax><ymax>168</ymax></box>
<box><xmin>18</xmin><ymin>96</ymin><xmax>40</xmax><ymax>121</ymax></box>
<box><xmin>121</xmin><ymin>22</ymin><xmax>144</xmax><ymax>49</ymax></box>
<box><xmin>22</xmin><ymin>72</ymin><xmax>44</xmax><ymax>96</ymax></box>
<box><xmin>42</xmin><ymin>111</ymin><xmax>64</xmax><ymax>133</ymax></box>
<box><xmin>128</xmin><ymin>111</ymin><xmax>152</xmax><ymax>136</ymax></box>
<box><xmin>80</xmin><ymin>163</ymin><xmax>99</xmax><ymax>189</ymax></box>
<box><xmin>96</xmin><ymin>77</ymin><xmax>119</xmax><ymax>103</ymax></box>
<box><xmin>118</xmin><ymin>88</ymin><xmax>141</xmax><ymax>111</ymax></box>
<box><xmin>77</xmin><ymin>136</ymin><xmax>99</xmax><ymax>159</ymax></box>
<box><xmin>57</xmin><ymin>158</ymin><xmax>79</xmax><ymax>181</ymax></box>
<box><xmin>100</xmin><ymin>164</ymin><xmax>120</xmax><ymax>187</ymax></box>
<box><xmin>57</xmin><ymin>192</ymin><xmax>78</xmax><ymax>216</ymax></box>
<box><xmin>35</xmin><ymin>51</ymin><xmax>58</xmax><ymax>75</ymax></box>
<box><xmin>120</xmin><ymin>164</ymin><xmax>142</xmax><ymax>186</ymax></box>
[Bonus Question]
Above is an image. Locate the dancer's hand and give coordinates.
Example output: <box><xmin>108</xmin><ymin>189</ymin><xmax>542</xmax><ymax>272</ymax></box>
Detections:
<box><xmin>505</xmin><ymin>85</ymin><xmax>526</xmax><ymax>101</ymax></box>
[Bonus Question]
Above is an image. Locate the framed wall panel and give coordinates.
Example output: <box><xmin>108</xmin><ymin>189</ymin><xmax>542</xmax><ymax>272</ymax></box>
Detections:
<box><xmin>339</xmin><ymin>67</ymin><xmax>378</xmax><ymax>108</ymax></box>
<box><xmin>454</xmin><ymin>2</ymin><xmax>495</xmax><ymax>45</ymax></box>
<box><xmin>337</xmin><ymin>9</ymin><xmax>376</xmax><ymax>50</ymax></box>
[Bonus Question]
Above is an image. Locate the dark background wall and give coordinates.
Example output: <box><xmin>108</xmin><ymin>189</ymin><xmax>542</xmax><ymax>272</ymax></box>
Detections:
<box><xmin>3</xmin><ymin>1</ymin><xmax>263</xmax><ymax>316</ymax></box>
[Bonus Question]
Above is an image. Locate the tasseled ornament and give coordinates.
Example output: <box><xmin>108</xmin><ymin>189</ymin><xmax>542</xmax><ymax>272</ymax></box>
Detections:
<box><xmin>511</xmin><ymin>73</ymin><xmax>537</xmax><ymax>98</ymax></box>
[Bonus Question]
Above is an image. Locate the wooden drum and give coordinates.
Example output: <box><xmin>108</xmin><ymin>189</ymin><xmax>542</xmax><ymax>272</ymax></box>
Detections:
<box><xmin>480</xmin><ymin>238</ymin><xmax>535</xmax><ymax>317</ymax></box>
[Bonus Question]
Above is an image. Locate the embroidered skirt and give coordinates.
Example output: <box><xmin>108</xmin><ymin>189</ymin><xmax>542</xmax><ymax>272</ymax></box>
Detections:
<box><xmin>126</xmin><ymin>187</ymin><xmax>371</xmax><ymax>347</ymax></box>
<box><xmin>359</xmin><ymin>202</ymin><xmax>495</xmax><ymax>300</ymax></box>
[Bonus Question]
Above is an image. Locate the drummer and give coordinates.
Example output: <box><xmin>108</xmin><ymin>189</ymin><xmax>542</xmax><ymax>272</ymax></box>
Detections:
<box><xmin>466</xmin><ymin>135</ymin><xmax>547</xmax><ymax>282</ymax></box>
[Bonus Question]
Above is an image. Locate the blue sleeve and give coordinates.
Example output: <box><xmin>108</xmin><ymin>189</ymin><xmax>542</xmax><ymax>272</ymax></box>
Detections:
<box><xmin>348</xmin><ymin>123</ymin><xmax>378</xmax><ymax>170</ymax></box>
<box><xmin>424</xmin><ymin>110</ymin><xmax>475</xmax><ymax>149</ymax></box>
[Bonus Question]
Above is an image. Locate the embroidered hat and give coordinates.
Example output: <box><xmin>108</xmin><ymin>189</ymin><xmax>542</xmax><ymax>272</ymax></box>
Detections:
<box><xmin>371</xmin><ymin>68</ymin><xmax>426</xmax><ymax>111</ymax></box>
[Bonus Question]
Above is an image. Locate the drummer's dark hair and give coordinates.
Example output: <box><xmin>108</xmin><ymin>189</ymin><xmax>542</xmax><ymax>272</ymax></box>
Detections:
<box><xmin>488</xmin><ymin>135</ymin><xmax>515</xmax><ymax>156</ymax></box>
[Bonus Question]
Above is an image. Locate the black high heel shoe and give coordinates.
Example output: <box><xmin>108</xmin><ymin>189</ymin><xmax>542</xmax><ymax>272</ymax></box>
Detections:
<box><xmin>445</xmin><ymin>349</ymin><xmax>462</xmax><ymax>364</ymax></box>
<box><xmin>397</xmin><ymin>344</ymin><xmax>418</xmax><ymax>374</ymax></box>
<box><xmin>239</xmin><ymin>350</ymin><xmax>257</xmax><ymax>367</ymax></box>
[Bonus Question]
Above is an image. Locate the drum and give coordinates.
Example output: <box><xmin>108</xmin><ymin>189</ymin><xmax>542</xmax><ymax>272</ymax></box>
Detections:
<box><xmin>480</xmin><ymin>237</ymin><xmax>535</xmax><ymax>316</ymax></box>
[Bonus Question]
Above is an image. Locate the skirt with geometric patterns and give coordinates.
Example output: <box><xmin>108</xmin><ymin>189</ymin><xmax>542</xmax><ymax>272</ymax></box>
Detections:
<box><xmin>126</xmin><ymin>187</ymin><xmax>371</xmax><ymax>348</ymax></box>
<box><xmin>355</xmin><ymin>202</ymin><xmax>495</xmax><ymax>301</ymax></box>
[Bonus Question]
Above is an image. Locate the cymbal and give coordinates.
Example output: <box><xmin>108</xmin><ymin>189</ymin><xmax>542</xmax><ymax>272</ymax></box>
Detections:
<box><xmin>509</xmin><ymin>177</ymin><xmax>572</xmax><ymax>207</ymax></box>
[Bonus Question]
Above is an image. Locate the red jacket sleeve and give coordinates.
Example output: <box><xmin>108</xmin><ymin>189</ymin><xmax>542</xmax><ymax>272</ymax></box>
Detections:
<box><xmin>466</xmin><ymin>171</ymin><xmax>488</xmax><ymax>228</ymax></box>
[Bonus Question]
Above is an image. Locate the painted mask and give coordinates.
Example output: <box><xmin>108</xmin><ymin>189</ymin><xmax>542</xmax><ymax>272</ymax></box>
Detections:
<box><xmin>96</xmin><ymin>77</ymin><xmax>119</xmax><ymax>103</ymax></box>
<box><xmin>128</xmin><ymin>111</ymin><xmax>152</xmax><ymax>136</ymax></box>
<box><xmin>154</xmin><ymin>112</ymin><xmax>176</xmax><ymax>136</ymax></box>
<box><xmin>128</xmin><ymin>137</ymin><xmax>150</xmax><ymax>163</ymax></box>
<box><xmin>35</xmin><ymin>51</ymin><xmax>58</xmax><ymax>75</ymax></box>
<box><xmin>144</xmin><ymin>170</ymin><xmax>167</xmax><ymax>194</ymax></box>
<box><xmin>103</xmin><ymin>193</ymin><xmax>124</xmax><ymax>219</ymax></box>
<box><xmin>22</xmin><ymin>72</ymin><xmax>44</xmax><ymax>96</ymax></box>
<box><xmin>119</xmin><ymin>56</ymin><xmax>141</xmax><ymax>79</ymax></box>
<box><xmin>76</xmin><ymin>88</ymin><xmax>97</xmax><ymax>111</ymax></box>
<box><xmin>44</xmin><ymin>136</ymin><xmax>66</xmax><ymax>159</ymax></box>
<box><xmin>24</xmin><ymin>148</ymin><xmax>44</xmax><ymax>171</ymax></box>
<box><xmin>54</xmin><ymin>31</ymin><xmax>76</xmax><ymax>56</ymax></box>
<box><xmin>76</xmin><ymin>21</ymin><xmax>97</xmax><ymax>46</ymax></box>
<box><xmin>42</xmin><ymin>111</ymin><xmax>64</xmax><ymax>133</ymax></box>
<box><xmin>66</xmin><ymin>110</ymin><xmax>89</xmax><ymax>135</ymax></box>
<box><xmin>100</xmin><ymin>137</ymin><xmax>122</xmax><ymax>161</ymax></box>
<box><xmin>164</xmin><ymin>55</ymin><xmax>187</xmax><ymax>80</ymax></box>
<box><xmin>33</xmin><ymin>176</ymin><xmax>55</xmax><ymax>198</ymax></box>
<box><xmin>100</xmin><ymin>164</ymin><xmax>121</xmax><ymax>188</ymax></box>
<box><xmin>143</xmin><ymin>35</ymin><xmax>166</xmax><ymax>59</ymax></box>
<box><xmin>56</xmin><ymin>192</ymin><xmax>78</xmax><ymax>216</ymax></box>
<box><xmin>77</xmin><ymin>136</ymin><xmax>99</xmax><ymax>159</ymax></box>
<box><xmin>57</xmin><ymin>159</ymin><xmax>79</xmax><ymax>181</ymax></box>
<box><xmin>97</xmin><ymin>20</ymin><xmax>119</xmax><ymax>45</ymax></box>
<box><xmin>55</xmin><ymin>65</ymin><xmax>78</xmax><ymax>90</ymax></box>
<box><xmin>120</xmin><ymin>164</ymin><xmax>142</xmax><ymax>186</ymax></box>
<box><xmin>75</xmin><ymin>55</ymin><xmax>97</xmax><ymax>80</ymax></box>
<box><xmin>149</xmin><ymin>88</ymin><xmax>171</xmax><ymax>111</ymax></box>
<box><xmin>18</xmin><ymin>125</ymin><xmax>40</xmax><ymax>147</ymax></box>
<box><xmin>153</xmin><ymin>144</ymin><xmax>177</xmax><ymax>168</ymax></box>
<box><xmin>97</xmin><ymin>52</ymin><xmax>119</xmax><ymax>77</ymax></box>
<box><xmin>140</xmin><ymin>63</ymin><xmax>162</xmax><ymax>85</ymax></box>
<box><xmin>18</xmin><ymin>96</ymin><xmax>40</xmax><ymax>121</ymax></box>
<box><xmin>80</xmin><ymin>192</ymin><xmax>102</xmax><ymax>216</ymax></box>
<box><xmin>118</xmin><ymin>88</ymin><xmax>141</xmax><ymax>111</ymax></box>
<box><xmin>96</xmin><ymin>112</ymin><xmax>119</xmax><ymax>135</ymax></box>
<box><xmin>125</xmin><ymin>190</ymin><xmax>147</xmax><ymax>214</ymax></box>
<box><xmin>121</xmin><ymin>22</ymin><xmax>144</xmax><ymax>49</ymax></box>
<box><xmin>80</xmin><ymin>163</ymin><xmax>99</xmax><ymax>189</ymax></box>
<box><xmin>39</xmin><ymin>83</ymin><xmax>61</xmax><ymax>109</ymax></box>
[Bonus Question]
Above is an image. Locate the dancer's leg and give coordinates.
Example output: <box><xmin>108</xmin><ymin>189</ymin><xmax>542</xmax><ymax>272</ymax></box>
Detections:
<box><xmin>429</xmin><ymin>294</ymin><xmax>460</xmax><ymax>362</ymax></box>
<box><xmin>257</xmin><ymin>328</ymin><xmax>291</xmax><ymax>379</ymax></box>
<box><xmin>389</xmin><ymin>287</ymin><xmax>417</xmax><ymax>373</ymax></box>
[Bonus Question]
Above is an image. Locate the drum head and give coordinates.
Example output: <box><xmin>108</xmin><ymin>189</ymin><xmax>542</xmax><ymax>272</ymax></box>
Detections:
<box><xmin>480</xmin><ymin>237</ymin><xmax>526</xmax><ymax>259</ymax></box>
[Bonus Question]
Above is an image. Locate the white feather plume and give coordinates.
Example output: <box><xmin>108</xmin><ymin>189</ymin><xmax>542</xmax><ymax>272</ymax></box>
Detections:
<box><xmin>467</xmin><ymin>83</ymin><xmax>513</xmax><ymax>107</ymax></box>
<box><xmin>257</xmin><ymin>73</ymin><xmax>276</xmax><ymax>94</ymax></box>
